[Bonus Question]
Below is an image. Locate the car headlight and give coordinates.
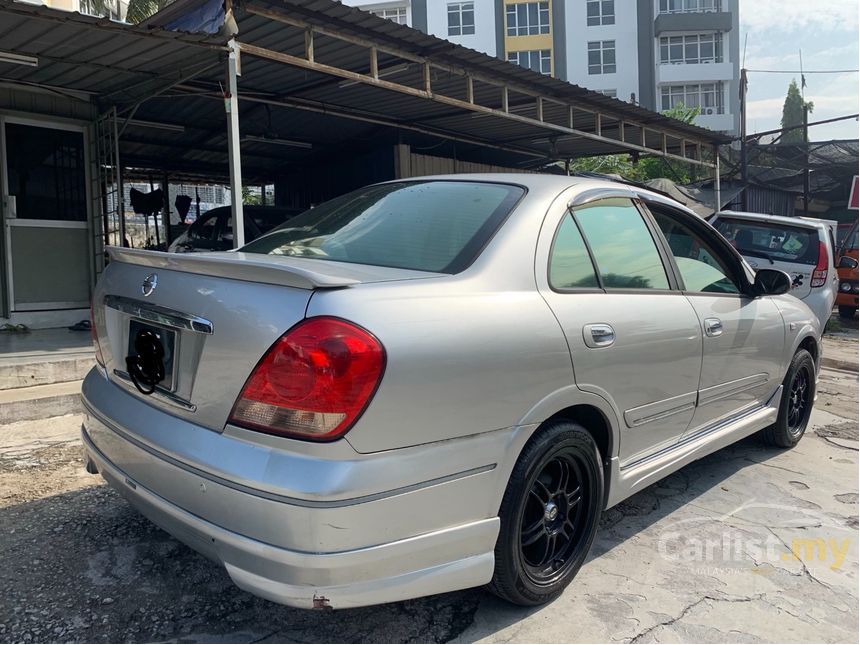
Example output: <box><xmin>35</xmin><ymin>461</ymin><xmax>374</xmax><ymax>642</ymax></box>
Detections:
<box><xmin>841</xmin><ymin>282</ymin><xmax>853</xmax><ymax>292</ymax></box>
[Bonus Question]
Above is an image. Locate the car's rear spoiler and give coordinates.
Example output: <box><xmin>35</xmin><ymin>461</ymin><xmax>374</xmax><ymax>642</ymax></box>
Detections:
<box><xmin>107</xmin><ymin>247</ymin><xmax>359</xmax><ymax>290</ymax></box>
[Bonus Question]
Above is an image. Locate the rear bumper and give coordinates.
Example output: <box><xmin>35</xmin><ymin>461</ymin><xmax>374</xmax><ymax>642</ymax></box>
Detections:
<box><xmin>80</xmin><ymin>369</ymin><xmax>517</xmax><ymax>608</ymax></box>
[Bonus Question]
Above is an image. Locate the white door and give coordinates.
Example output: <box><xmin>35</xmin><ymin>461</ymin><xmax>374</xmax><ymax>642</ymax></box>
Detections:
<box><xmin>1</xmin><ymin>117</ymin><xmax>92</xmax><ymax>313</ymax></box>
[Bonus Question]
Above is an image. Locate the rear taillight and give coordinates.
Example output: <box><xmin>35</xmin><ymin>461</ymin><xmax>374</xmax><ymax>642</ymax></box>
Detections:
<box><xmin>811</xmin><ymin>241</ymin><xmax>829</xmax><ymax>288</ymax></box>
<box><xmin>90</xmin><ymin>302</ymin><xmax>105</xmax><ymax>367</ymax></box>
<box><xmin>228</xmin><ymin>317</ymin><xmax>385</xmax><ymax>441</ymax></box>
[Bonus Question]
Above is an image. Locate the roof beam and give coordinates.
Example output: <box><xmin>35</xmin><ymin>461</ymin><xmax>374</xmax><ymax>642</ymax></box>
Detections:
<box><xmin>236</xmin><ymin>41</ymin><xmax>714</xmax><ymax>168</ymax></box>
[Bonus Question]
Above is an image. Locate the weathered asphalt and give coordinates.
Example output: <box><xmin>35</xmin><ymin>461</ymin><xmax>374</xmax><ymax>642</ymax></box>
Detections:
<box><xmin>1</xmin><ymin>332</ymin><xmax>857</xmax><ymax>643</ymax></box>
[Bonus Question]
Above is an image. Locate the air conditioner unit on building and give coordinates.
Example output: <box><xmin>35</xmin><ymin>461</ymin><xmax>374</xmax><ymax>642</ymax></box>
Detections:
<box><xmin>703</xmin><ymin>107</ymin><xmax>715</xmax><ymax>115</ymax></box>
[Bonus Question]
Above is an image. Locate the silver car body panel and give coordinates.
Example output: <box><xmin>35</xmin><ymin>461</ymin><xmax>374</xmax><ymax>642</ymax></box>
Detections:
<box><xmin>84</xmin><ymin>174</ymin><xmax>821</xmax><ymax>609</ymax></box>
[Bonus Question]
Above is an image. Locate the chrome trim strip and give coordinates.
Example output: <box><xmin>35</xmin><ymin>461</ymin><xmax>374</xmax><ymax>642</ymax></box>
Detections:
<box><xmin>624</xmin><ymin>391</ymin><xmax>698</xmax><ymax>428</ymax></box>
<box><xmin>82</xmin><ymin>402</ymin><xmax>496</xmax><ymax>509</ymax></box>
<box><xmin>568</xmin><ymin>186</ymin><xmax>636</xmax><ymax>209</ymax></box>
<box><xmin>620</xmin><ymin>387</ymin><xmax>781</xmax><ymax>472</ymax></box>
<box><xmin>112</xmin><ymin>369</ymin><xmax>197</xmax><ymax>412</ymax></box>
<box><xmin>104</xmin><ymin>294</ymin><xmax>214</xmax><ymax>334</ymax></box>
<box><xmin>697</xmin><ymin>373</ymin><xmax>769</xmax><ymax>407</ymax></box>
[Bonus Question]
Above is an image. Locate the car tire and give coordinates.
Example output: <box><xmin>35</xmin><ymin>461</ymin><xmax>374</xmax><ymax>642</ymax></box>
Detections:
<box><xmin>838</xmin><ymin>305</ymin><xmax>857</xmax><ymax>320</ymax></box>
<box><xmin>760</xmin><ymin>349</ymin><xmax>816</xmax><ymax>449</ymax></box>
<box><xmin>488</xmin><ymin>421</ymin><xmax>603</xmax><ymax>606</ymax></box>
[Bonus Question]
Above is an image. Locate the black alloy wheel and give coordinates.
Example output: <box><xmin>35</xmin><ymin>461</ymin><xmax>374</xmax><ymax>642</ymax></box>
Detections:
<box><xmin>489</xmin><ymin>421</ymin><xmax>603</xmax><ymax>606</ymax></box>
<box><xmin>761</xmin><ymin>348</ymin><xmax>816</xmax><ymax>448</ymax></box>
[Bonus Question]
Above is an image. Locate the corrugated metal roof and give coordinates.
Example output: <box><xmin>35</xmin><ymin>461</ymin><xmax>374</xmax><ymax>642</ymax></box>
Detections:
<box><xmin>0</xmin><ymin>0</ymin><xmax>728</xmax><ymax>183</ymax></box>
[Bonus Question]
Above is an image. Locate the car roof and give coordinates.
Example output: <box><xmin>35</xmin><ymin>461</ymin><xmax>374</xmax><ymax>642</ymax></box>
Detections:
<box><xmin>716</xmin><ymin>210</ymin><xmax>827</xmax><ymax>231</ymax></box>
<box><xmin>380</xmin><ymin>172</ymin><xmax>695</xmax><ymax>209</ymax></box>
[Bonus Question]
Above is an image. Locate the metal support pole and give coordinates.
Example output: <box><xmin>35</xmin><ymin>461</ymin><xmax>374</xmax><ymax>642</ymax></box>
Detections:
<box><xmin>226</xmin><ymin>39</ymin><xmax>245</xmax><ymax>248</ymax></box>
<box><xmin>714</xmin><ymin>148</ymin><xmax>722</xmax><ymax>214</ymax></box>
<box><xmin>739</xmin><ymin>68</ymin><xmax>748</xmax><ymax>210</ymax></box>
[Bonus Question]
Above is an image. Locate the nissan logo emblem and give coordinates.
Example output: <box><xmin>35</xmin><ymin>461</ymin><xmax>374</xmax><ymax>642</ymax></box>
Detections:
<box><xmin>141</xmin><ymin>273</ymin><xmax>158</xmax><ymax>297</ymax></box>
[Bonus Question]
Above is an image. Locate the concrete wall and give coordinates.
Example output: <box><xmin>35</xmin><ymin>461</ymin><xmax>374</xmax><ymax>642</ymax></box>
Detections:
<box><xmin>565</xmin><ymin>0</ymin><xmax>640</xmax><ymax>101</ymax></box>
<box><xmin>425</xmin><ymin>0</ymin><xmax>497</xmax><ymax>56</ymax></box>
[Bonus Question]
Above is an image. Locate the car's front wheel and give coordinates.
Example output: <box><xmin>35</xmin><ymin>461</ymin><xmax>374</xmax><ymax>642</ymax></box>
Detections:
<box><xmin>761</xmin><ymin>348</ymin><xmax>816</xmax><ymax>448</ymax></box>
<box><xmin>488</xmin><ymin>421</ymin><xmax>603</xmax><ymax>606</ymax></box>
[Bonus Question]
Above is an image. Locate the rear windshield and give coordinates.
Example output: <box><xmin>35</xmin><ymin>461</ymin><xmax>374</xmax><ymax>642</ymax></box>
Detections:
<box><xmin>241</xmin><ymin>181</ymin><xmax>524</xmax><ymax>273</ymax></box>
<box><xmin>715</xmin><ymin>217</ymin><xmax>819</xmax><ymax>265</ymax></box>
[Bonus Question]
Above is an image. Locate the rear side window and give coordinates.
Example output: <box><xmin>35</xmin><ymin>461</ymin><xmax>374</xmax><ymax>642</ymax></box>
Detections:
<box><xmin>574</xmin><ymin>198</ymin><xmax>670</xmax><ymax>290</ymax></box>
<box><xmin>549</xmin><ymin>214</ymin><xmax>599</xmax><ymax>289</ymax></box>
<box><xmin>714</xmin><ymin>218</ymin><xmax>818</xmax><ymax>265</ymax></box>
<box><xmin>242</xmin><ymin>181</ymin><xmax>524</xmax><ymax>273</ymax></box>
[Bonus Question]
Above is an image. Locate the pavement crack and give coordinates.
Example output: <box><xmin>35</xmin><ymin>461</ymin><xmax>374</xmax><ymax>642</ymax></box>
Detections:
<box><xmin>766</xmin><ymin>527</ymin><xmax>833</xmax><ymax>590</ymax></box>
<box><xmin>626</xmin><ymin>594</ymin><xmax>759</xmax><ymax>643</ymax></box>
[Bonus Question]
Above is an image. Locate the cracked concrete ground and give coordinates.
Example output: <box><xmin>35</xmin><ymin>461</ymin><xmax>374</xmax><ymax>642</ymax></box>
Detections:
<box><xmin>1</xmin><ymin>337</ymin><xmax>857</xmax><ymax>643</ymax></box>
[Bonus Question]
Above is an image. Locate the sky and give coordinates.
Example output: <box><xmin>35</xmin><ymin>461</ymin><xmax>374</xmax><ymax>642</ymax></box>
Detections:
<box><xmin>740</xmin><ymin>0</ymin><xmax>859</xmax><ymax>141</ymax></box>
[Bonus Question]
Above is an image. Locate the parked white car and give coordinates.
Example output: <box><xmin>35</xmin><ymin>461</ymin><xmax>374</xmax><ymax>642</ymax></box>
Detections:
<box><xmin>711</xmin><ymin>211</ymin><xmax>838</xmax><ymax>327</ymax></box>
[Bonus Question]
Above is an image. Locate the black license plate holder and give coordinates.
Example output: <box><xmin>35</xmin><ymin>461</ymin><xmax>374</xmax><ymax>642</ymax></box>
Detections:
<box><xmin>127</xmin><ymin>319</ymin><xmax>177</xmax><ymax>392</ymax></box>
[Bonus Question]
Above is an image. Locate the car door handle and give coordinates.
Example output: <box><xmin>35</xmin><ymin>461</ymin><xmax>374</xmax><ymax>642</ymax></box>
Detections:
<box><xmin>583</xmin><ymin>323</ymin><xmax>616</xmax><ymax>348</ymax></box>
<box><xmin>704</xmin><ymin>318</ymin><xmax>723</xmax><ymax>337</ymax></box>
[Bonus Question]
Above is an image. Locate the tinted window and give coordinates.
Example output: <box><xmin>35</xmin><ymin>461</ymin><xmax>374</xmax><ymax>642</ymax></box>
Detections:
<box><xmin>549</xmin><ymin>214</ymin><xmax>599</xmax><ymax>289</ymax></box>
<box><xmin>252</xmin><ymin>210</ymin><xmax>294</xmax><ymax>234</ymax></box>
<box><xmin>187</xmin><ymin>211</ymin><xmax>221</xmax><ymax>243</ymax></box>
<box><xmin>242</xmin><ymin>181</ymin><xmax>524</xmax><ymax>273</ymax></box>
<box><xmin>653</xmin><ymin>211</ymin><xmax>740</xmax><ymax>294</ymax></box>
<box><xmin>715</xmin><ymin>218</ymin><xmax>818</xmax><ymax>265</ymax></box>
<box><xmin>574</xmin><ymin>199</ymin><xmax>670</xmax><ymax>290</ymax></box>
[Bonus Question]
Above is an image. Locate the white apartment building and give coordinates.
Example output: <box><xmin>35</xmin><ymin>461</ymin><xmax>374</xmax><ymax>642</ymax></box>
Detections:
<box><xmin>343</xmin><ymin>0</ymin><xmax>740</xmax><ymax>133</ymax></box>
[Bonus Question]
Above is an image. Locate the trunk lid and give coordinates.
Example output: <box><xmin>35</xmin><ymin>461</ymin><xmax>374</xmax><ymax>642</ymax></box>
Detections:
<box><xmin>92</xmin><ymin>248</ymin><xmax>435</xmax><ymax>431</ymax></box>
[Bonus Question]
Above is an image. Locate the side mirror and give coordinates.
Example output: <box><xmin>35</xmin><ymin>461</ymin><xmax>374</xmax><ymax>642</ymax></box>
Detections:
<box><xmin>838</xmin><ymin>255</ymin><xmax>858</xmax><ymax>269</ymax></box>
<box><xmin>752</xmin><ymin>268</ymin><xmax>792</xmax><ymax>296</ymax></box>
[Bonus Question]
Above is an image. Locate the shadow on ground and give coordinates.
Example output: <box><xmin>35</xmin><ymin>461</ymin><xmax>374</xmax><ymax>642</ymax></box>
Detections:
<box><xmin>0</xmin><ymin>435</ymin><xmax>821</xmax><ymax>644</ymax></box>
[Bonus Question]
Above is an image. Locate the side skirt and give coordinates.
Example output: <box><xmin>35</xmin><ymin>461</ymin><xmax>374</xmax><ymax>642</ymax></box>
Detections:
<box><xmin>604</xmin><ymin>386</ymin><xmax>782</xmax><ymax>509</ymax></box>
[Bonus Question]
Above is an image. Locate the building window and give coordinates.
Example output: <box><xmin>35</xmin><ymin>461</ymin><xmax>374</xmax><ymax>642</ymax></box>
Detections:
<box><xmin>598</xmin><ymin>89</ymin><xmax>617</xmax><ymax>98</ymax></box>
<box><xmin>658</xmin><ymin>0</ymin><xmax>720</xmax><ymax>14</ymax></box>
<box><xmin>660</xmin><ymin>82</ymin><xmax>725</xmax><ymax>114</ymax></box>
<box><xmin>371</xmin><ymin>6</ymin><xmax>408</xmax><ymax>24</ymax></box>
<box><xmin>448</xmin><ymin>2</ymin><xmax>475</xmax><ymax>35</ymax></box>
<box><xmin>587</xmin><ymin>41</ymin><xmax>616</xmax><ymax>74</ymax></box>
<box><xmin>587</xmin><ymin>0</ymin><xmax>615</xmax><ymax>26</ymax></box>
<box><xmin>659</xmin><ymin>33</ymin><xmax>723</xmax><ymax>64</ymax></box>
<box><xmin>506</xmin><ymin>2</ymin><xmax>551</xmax><ymax>36</ymax></box>
<box><xmin>507</xmin><ymin>50</ymin><xmax>552</xmax><ymax>75</ymax></box>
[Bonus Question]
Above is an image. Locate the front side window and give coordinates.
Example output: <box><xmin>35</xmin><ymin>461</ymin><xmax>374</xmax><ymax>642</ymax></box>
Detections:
<box><xmin>573</xmin><ymin>199</ymin><xmax>670</xmax><ymax>290</ymax></box>
<box><xmin>507</xmin><ymin>49</ymin><xmax>552</xmax><ymax>75</ymax></box>
<box><xmin>549</xmin><ymin>214</ymin><xmax>600</xmax><ymax>289</ymax></box>
<box><xmin>652</xmin><ymin>211</ymin><xmax>740</xmax><ymax>294</ymax></box>
<box><xmin>588</xmin><ymin>40</ymin><xmax>616</xmax><ymax>75</ymax></box>
<box><xmin>659</xmin><ymin>33</ymin><xmax>723</xmax><ymax>64</ymax></box>
<box><xmin>242</xmin><ymin>181</ymin><xmax>524</xmax><ymax>274</ymax></box>
<box><xmin>587</xmin><ymin>0</ymin><xmax>615</xmax><ymax>26</ymax></box>
<box><xmin>714</xmin><ymin>218</ymin><xmax>820</xmax><ymax>265</ymax></box>
<box><xmin>448</xmin><ymin>2</ymin><xmax>475</xmax><ymax>35</ymax></box>
<box><xmin>506</xmin><ymin>2</ymin><xmax>550</xmax><ymax>36</ymax></box>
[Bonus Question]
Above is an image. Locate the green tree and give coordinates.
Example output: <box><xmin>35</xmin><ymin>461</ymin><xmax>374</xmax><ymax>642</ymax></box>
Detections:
<box><xmin>780</xmin><ymin>79</ymin><xmax>814</xmax><ymax>144</ymax></box>
<box><xmin>568</xmin><ymin>103</ymin><xmax>703</xmax><ymax>184</ymax></box>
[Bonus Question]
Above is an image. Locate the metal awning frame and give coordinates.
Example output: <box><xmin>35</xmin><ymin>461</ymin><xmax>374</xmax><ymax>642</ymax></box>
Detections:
<box><xmin>234</xmin><ymin>3</ymin><xmax>719</xmax><ymax>170</ymax></box>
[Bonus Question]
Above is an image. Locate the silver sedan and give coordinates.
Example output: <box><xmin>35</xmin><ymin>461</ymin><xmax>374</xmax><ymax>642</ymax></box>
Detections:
<box><xmin>83</xmin><ymin>174</ymin><xmax>820</xmax><ymax>609</ymax></box>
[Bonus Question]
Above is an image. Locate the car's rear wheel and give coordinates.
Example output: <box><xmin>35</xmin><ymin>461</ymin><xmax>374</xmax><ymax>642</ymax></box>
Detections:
<box><xmin>761</xmin><ymin>349</ymin><xmax>816</xmax><ymax>448</ymax></box>
<box><xmin>488</xmin><ymin>421</ymin><xmax>603</xmax><ymax>606</ymax></box>
<box><xmin>838</xmin><ymin>305</ymin><xmax>857</xmax><ymax>320</ymax></box>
